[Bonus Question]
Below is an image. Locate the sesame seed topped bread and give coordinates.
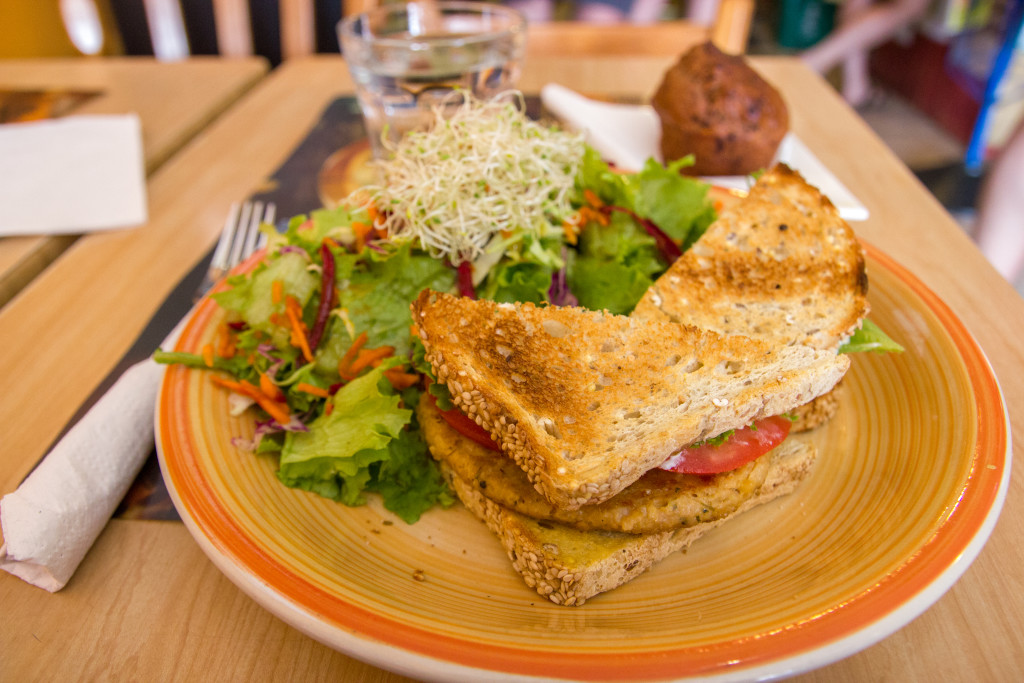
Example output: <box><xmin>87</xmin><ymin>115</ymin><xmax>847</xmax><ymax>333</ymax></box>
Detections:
<box><xmin>632</xmin><ymin>164</ymin><xmax>869</xmax><ymax>352</ymax></box>
<box><xmin>412</xmin><ymin>289</ymin><xmax>848</xmax><ymax>509</ymax></box>
<box><xmin>421</xmin><ymin>394</ymin><xmax>819</xmax><ymax>606</ymax></box>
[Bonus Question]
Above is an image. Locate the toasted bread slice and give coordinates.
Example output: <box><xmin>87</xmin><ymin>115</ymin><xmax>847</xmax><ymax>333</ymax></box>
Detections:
<box><xmin>418</xmin><ymin>392</ymin><xmax>796</xmax><ymax>534</ymax></box>
<box><xmin>412</xmin><ymin>289</ymin><xmax>847</xmax><ymax>509</ymax></box>
<box><xmin>632</xmin><ymin>164</ymin><xmax>869</xmax><ymax>352</ymax></box>
<box><xmin>435</xmin><ymin>426</ymin><xmax>817</xmax><ymax>606</ymax></box>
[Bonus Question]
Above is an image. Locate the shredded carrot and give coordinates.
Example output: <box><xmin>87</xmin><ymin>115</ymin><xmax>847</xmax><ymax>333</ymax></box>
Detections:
<box><xmin>325</xmin><ymin>402</ymin><xmax>335</xmax><ymax>416</ymax></box>
<box><xmin>383</xmin><ymin>368</ymin><xmax>420</xmax><ymax>390</ymax></box>
<box><xmin>271</xmin><ymin>279</ymin><xmax>284</xmax><ymax>304</ymax></box>
<box><xmin>563</xmin><ymin>205</ymin><xmax>606</xmax><ymax>245</ymax></box>
<box><xmin>284</xmin><ymin>295</ymin><xmax>314</xmax><ymax>363</ymax></box>
<box><xmin>409</xmin><ymin>323</ymin><xmax>419</xmax><ymax>339</ymax></box>
<box><xmin>215</xmin><ymin>322</ymin><xmax>236</xmax><ymax>359</ymax></box>
<box><xmin>352</xmin><ymin>221</ymin><xmax>374</xmax><ymax>251</ymax></box>
<box><xmin>212</xmin><ymin>376</ymin><xmax>292</xmax><ymax>425</ymax></box>
<box><xmin>259</xmin><ymin>372</ymin><xmax>284</xmax><ymax>401</ymax></box>
<box><xmin>295</xmin><ymin>382</ymin><xmax>331</xmax><ymax>399</ymax></box>
<box><xmin>347</xmin><ymin>346</ymin><xmax>394</xmax><ymax>376</ymax></box>
<box><xmin>562</xmin><ymin>218</ymin><xmax>581</xmax><ymax>246</ymax></box>
<box><xmin>202</xmin><ymin>343</ymin><xmax>215</xmax><ymax>367</ymax></box>
<box><xmin>583</xmin><ymin>188</ymin><xmax>604</xmax><ymax>208</ymax></box>
<box><xmin>337</xmin><ymin>331</ymin><xmax>369</xmax><ymax>377</ymax></box>
<box><xmin>585</xmin><ymin>206</ymin><xmax>609</xmax><ymax>226</ymax></box>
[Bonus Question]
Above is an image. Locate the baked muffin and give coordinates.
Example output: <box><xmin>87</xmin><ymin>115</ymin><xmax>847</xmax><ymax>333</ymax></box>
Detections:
<box><xmin>652</xmin><ymin>42</ymin><xmax>789</xmax><ymax>176</ymax></box>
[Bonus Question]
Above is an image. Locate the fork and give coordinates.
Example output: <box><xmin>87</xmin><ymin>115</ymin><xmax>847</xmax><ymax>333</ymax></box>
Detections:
<box><xmin>198</xmin><ymin>200</ymin><xmax>277</xmax><ymax>296</ymax></box>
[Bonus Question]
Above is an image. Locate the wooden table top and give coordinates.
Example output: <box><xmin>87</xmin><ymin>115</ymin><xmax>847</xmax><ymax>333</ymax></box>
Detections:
<box><xmin>1</xmin><ymin>54</ymin><xmax>1021</xmax><ymax>681</ymax></box>
<box><xmin>0</xmin><ymin>57</ymin><xmax>268</xmax><ymax>307</ymax></box>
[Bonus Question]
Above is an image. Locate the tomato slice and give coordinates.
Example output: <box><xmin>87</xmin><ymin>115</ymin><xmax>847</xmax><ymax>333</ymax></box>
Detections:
<box><xmin>433</xmin><ymin>396</ymin><xmax>502</xmax><ymax>451</ymax></box>
<box><xmin>658</xmin><ymin>415</ymin><xmax>792</xmax><ymax>475</ymax></box>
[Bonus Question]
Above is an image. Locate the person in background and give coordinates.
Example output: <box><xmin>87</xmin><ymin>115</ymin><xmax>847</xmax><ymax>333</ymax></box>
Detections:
<box><xmin>974</xmin><ymin>116</ymin><xmax>1024</xmax><ymax>284</ymax></box>
<box><xmin>801</xmin><ymin>0</ymin><xmax>931</xmax><ymax>106</ymax></box>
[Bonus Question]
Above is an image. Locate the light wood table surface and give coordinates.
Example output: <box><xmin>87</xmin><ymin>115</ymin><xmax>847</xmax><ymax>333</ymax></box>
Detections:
<box><xmin>1</xmin><ymin>55</ymin><xmax>1021</xmax><ymax>681</ymax></box>
<box><xmin>0</xmin><ymin>57</ymin><xmax>268</xmax><ymax>307</ymax></box>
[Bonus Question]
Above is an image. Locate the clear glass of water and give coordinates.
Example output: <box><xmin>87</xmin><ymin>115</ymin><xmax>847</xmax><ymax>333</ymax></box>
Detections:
<box><xmin>338</xmin><ymin>1</ymin><xmax>527</xmax><ymax>159</ymax></box>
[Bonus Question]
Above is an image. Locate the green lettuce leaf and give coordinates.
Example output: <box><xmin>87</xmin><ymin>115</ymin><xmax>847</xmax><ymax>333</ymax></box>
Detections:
<box><xmin>632</xmin><ymin>158</ymin><xmax>717</xmax><ymax>250</ymax></box>
<box><xmin>478</xmin><ymin>260</ymin><xmax>553</xmax><ymax>304</ymax></box>
<box><xmin>213</xmin><ymin>250</ymin><xmax>318</xmax><ymax>338</ymax></box>
<box><xmin>576</xmin><ymin>147</ymin><xmax>716</xmax><ymax>251</ymax></box>
<box><xmin>337</xmin><ymin>242</ymin><xmax>455</xmax><ymax>353</ymax></box>
<box><xmin>277</xmin><ymin>365</ymin><xmax>411</xmax><ymax>506</ymax></box>
<box><xmin>367</xmin><ymin>425</ymin><xmax>455</xmax><ymax>523</ymax></box>
<box><xmin>839</xmin><ymin>319</ymin><xmax>905</xmax><ymax>354</ymax></box>
<box><xmin>568</xmin><ymin>211</ymin><xmax>664</xmax><ymax>314</ymax></box>
<box><xmin>282</xmin><ymin>206</ymin><xmax>363</xmax><ymax>252</ymax></box>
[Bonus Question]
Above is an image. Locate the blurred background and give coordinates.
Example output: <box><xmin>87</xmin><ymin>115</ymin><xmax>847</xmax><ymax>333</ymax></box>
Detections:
<box><xmin>2</xmin><ymin>0</ymin><xmax>1022</xmax><ymax>290</ymax></box>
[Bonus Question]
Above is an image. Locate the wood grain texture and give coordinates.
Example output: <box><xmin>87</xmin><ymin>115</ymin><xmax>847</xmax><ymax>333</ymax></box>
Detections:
<box><xmin>2</xmin><ymin>55</ymin><xmax>1022</xmax><ymax>681</ymax></box>
<box><xmin>0</xmin><ymin>57</ymin><xmax>268</xmax><ymax>307</ymax></box>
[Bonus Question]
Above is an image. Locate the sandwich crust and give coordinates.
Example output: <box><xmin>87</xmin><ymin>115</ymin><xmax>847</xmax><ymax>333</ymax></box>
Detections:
<box><xmin>633</xmin><ymin>164</ymin><xmax>869</xmax><ymax>352</ymax></box>
<box><xmin>412</xmin><ymin>289</ymin><xmax>848</xmax><ymax>509</ymax></box>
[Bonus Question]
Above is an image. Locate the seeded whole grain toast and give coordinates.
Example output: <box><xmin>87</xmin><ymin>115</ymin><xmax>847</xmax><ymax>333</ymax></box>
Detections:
<box><xmin>632</xmin><ymin>163</ymin><xmax>869</xmax><ymax>352</ymax></box>
<box><xmin>411</xmin><ymin>289</ymin><xmax>847</xmax><ymax>510</ymax></box>
<box><xmin>418</xmin><ymin>394</ymin><xmax>818</xmax><ymax>606</ymax></box>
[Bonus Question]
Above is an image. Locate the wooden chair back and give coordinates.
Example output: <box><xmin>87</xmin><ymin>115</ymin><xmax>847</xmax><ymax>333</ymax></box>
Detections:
<box><xmin>527</xmin><ymin>0</ymin><xmax>754</xmax><ymax>56</ymax></box>
<box><xmin>73</xmin><ymin>0</ymin><xmax>752</xmax><ymax>63</ymax></box>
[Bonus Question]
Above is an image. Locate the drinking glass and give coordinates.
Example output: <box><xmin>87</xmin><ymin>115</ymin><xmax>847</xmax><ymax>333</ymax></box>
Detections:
<box><xmin>339</xmin><ymin>1</ymin><xmax>527</xmax><ymax>159</ymax></box>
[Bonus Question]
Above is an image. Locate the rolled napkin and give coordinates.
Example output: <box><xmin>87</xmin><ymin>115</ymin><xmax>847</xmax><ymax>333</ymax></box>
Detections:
<box><xmin>0</xmin><ymin>358</ymin><xmax>164</xmax><ymax>591</ymax></box>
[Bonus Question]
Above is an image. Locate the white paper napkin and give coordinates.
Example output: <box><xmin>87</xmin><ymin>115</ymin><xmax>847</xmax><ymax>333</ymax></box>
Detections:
<box><xmin>0</xmin><ymin>358</ymin><xmax>163</xmax><ymax>591</ymax></box>
<box><xmin>0</xmin><ymin>114</ymin><xmax>148</xmax><ymax>235</ymax></box>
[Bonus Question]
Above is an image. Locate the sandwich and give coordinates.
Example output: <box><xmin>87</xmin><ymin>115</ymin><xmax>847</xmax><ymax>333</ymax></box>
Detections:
<box><xmin>410</xmin><ymin>164</ymin><xmax>870</xmax><ymax>606</ymax></box>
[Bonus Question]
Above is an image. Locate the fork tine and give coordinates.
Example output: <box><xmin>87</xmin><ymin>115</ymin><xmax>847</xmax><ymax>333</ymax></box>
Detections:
<box><xmin>209</xmin><ymin>202</ymin><xmax>241</xmax><ymax>272</ymax></box>
<box><xmin>228</xmin><ymin>201</ymin><xmax>257</xmax><ymax>269</ymax></box>
<box><xmin>239</xmin><ymin>201</ymin><xmax>265</xmax><ymax>262</ymax></box>
<box><xmin>258</xmin><ymin>203</ymin><xmax>276</xmax><ymax>251</ymax></box>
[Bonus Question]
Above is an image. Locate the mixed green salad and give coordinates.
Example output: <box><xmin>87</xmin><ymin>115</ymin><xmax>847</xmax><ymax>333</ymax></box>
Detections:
<box><xmin>154</xmin><ymin>94</ymin><xmax>899</xmax><ymax>524</ymax></box>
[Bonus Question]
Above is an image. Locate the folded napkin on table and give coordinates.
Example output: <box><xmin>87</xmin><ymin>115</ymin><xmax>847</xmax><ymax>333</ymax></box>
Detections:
<box><xmin>0</xmin><ymin>114</ymin><xmax>147</xmax><ymax>235</ymax></box>
<box><xmin>0</xmin><ymin>307</ymin><xmax>189</xmax><ymax>591</ymax></box>
<box><xmin>0</xmin><ymin>358</ymin><xmax>165</xmax><ymax>591</ymax></box>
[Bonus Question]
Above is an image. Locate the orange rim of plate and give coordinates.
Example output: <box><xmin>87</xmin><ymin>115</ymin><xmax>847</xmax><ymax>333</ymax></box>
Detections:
<box><xmin>158</xmin><ymin>243</ymin><xmax>1008</xmax><ymax>680</ymax></box>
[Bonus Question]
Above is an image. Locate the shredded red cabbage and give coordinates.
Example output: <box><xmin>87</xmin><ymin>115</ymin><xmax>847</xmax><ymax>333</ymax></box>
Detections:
<box><xmin>306</xmin><ymin>241</ymin><xmax>336</xmax><ymax>351</ymax></box>
<box><xmin>456</xmin><ymin>261</ymin><xmax>476</xmax><ymax>299</ymax></box>
<box><xmin>548</xmin><ymin>248</ymin><xmax>578</xmax><ymax>306</ymax></box>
